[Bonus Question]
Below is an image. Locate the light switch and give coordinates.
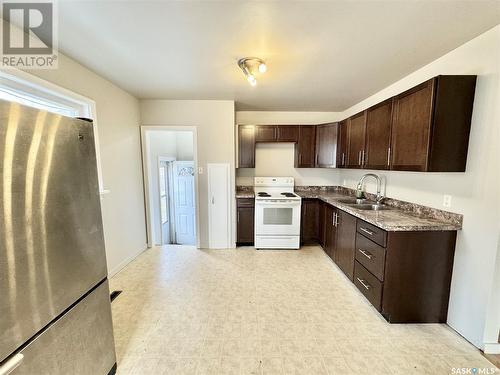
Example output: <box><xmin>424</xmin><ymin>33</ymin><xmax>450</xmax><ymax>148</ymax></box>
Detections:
<box><xmin>198</xmin><ymin>167</ymin><xmax>203</xmax><ymax>174</ymax></box>
<box><xmin>443</xmin><ymin>195</ymin><xmax>452</xmax><ymax>208</ymax></box>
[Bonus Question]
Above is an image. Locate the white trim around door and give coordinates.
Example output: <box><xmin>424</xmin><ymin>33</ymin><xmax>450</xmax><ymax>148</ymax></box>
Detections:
<box><xmin>140</xmin><ymin>125</ymin><xmax>200</xmax><ymax>249</ymax></box>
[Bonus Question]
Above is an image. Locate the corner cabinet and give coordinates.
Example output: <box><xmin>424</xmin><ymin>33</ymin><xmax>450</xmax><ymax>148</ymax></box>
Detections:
<box><xmin>300</xmin><ymin>199</ymin><xmax>320</xmax><ymax>244</ymax></box>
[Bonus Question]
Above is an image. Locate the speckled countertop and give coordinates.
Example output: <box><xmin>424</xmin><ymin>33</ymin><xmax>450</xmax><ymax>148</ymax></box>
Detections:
<box><xmin>236</xmin><ymin>186</ymin><xmax>255</xmax><ymax>198</ymax></box>
<box><xmin>236</xmin><ymin>185</ymin><xmax>462</xmax><ymax>232</ymax></box>
<box><xmin>296</xmin><ymin>188</ymin><xmax>462</xmax><ymax>232</ymax></box>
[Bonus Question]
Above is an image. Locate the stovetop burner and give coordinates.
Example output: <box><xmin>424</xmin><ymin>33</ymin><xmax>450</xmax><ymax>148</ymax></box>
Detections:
<box><xmin>281</xmin><ymin>192</ymin><xmax>296</xmax><ymax>197</ymax></box>
<box><xmin>257</xmin><ymin>192</ymin><xmax>271</xmax><ymax>197</ymax></box>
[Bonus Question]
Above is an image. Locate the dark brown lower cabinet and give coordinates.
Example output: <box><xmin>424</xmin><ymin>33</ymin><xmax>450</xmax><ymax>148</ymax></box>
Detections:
<box><xmin>318</xmin><ymin>201</ymin><xmax>326</xmax><ymax>248</ymax></box>
<box><xmin>323</xmin><ymin>205</ymin><xmax>337</xmax><ymax>261</ymax></box>
<box><xmin>334</xmin><ymin>210</ymin><xmax>357</xmax><ymax>281</ymax></box>
<box><xmin>310</xmin><ymin>198</ymin><xmax>457</xmax><ymax>323</ymax></box>
<box><xmin>301</xmin><ymin>199</ymin><xmax>319</xmax><ymax>244</ymax></box>
<box><xmin>236</xmin><ymin>198</ymin><xmax>254</xmax><ymax>245</ymax></box>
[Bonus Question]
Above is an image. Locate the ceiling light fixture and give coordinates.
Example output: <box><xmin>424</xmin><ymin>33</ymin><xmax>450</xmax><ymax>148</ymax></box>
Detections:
<box><xmin>238</xmin><ymin>57</ymin><xmax>267</xmax><ymax>86</ymax></box>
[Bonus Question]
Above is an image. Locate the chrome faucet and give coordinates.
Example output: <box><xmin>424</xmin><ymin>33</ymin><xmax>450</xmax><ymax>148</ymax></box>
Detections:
<box><xmin>356</xmin><ymin>173</ymin><xmax>384</xmax><ymax>203</ymax></box>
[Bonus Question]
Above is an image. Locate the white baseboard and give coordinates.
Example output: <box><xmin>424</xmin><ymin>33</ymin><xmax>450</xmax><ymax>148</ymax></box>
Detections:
<box><xmin>484</xmin><ymin>343</ymin><xmax>500</xmax><ymax>354</ymax></box>
<box><xmin>108</xmin><ymin>244</ymin><xmax>148</xmax><ymax>277</ymax></box>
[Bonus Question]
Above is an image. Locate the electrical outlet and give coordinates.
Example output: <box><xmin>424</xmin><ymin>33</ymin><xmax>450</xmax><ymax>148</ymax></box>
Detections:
<box><xmin>198</xmin><ymin>167</ymin><xmax>204</xmax><ymax>174</ymax></box>
<box><xmin>443</xmin><ymin>195</ymin><xmax>452</xmax><ymax>208</ymax></box>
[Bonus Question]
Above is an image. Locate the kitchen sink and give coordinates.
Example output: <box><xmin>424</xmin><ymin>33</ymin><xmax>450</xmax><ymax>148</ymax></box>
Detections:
<box><xmin>336</xmin><ymin>198</ymin><xmax>374</xmax><ymax>205</ymax></box>
<box><xmin>353</xmin><ymin>204</ymin><xmax>392</xmax><ymax>211</ymax></box>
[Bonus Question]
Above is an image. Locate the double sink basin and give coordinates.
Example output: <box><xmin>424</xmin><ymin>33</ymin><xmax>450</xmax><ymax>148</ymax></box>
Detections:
<box><xmin>335</xmin><ymin>198</ymin><xmax>392</xmax><ymax>211</ymax></box>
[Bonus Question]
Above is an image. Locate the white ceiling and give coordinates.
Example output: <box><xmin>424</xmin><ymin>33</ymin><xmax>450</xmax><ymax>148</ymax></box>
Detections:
<box><xmin>56</xmin><ymin>1</ymin><xmax>500</xmax><ymax>111</ymax></box>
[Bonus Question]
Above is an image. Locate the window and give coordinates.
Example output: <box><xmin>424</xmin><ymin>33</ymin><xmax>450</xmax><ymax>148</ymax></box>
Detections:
<box><xmin>0</xmin><ymin>69</ymin><xmax>105</xmax><ymax>192</ymax></box>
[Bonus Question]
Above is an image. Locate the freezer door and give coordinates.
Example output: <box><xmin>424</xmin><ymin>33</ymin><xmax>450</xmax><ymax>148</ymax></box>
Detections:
<box><xmin>0</xmin><ymin>280</ymin><xmax>116</xmax><ymax>375</ymax></box>
<box><xmin>0</xmin><ymin>101</ymin><xmax>108</xmax><ymax>362</ymax></box>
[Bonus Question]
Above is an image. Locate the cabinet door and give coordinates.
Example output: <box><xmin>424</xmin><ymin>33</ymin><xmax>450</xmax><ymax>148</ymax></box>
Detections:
<box><xmin>336</xmin><ymin>120</ymin><xmax>348</xmax><ymax>168</ymax></box>
<box><xmin>301</xmin><ymin>199</ymin><xmax>319</xmax><ymax>243</ymax></box>
<box><xmin>335</xmin><ymin>210</ymin><xmax>357</xmax><ymax>281</ymax></box>
<box><xmin>346</xmin><ymin>112</ymin><xmax>367</xmax><ymax>168</ymax></box>
<box><xmin>238</xmin><ymin>125</ymin><xmax>255</xmax><ymax>168</ymax></box>
<box><xmin>318</xmin><ymin>201</ymin><xmax>326</xmax><ymax>247</ymax></box>
<box><xmin>390</xmin><ymin>79</ymin><xmax>435</xmax><ymax>171</ymax></box>
<box><xmin>365</xmin><ymin>99</ymin><xmax>393</xmax><ymax>170</ymax></box>
<box><xmin>276</xmin><ymin>125</ymin><xmax>299</xmax><ymax>142</ymax></box>
<box><xmin>324</xmin><ymin>205</ymin><xmax>337</xmax><ymax>260</ymax></box>
<box><xmin>237</xmin><ymin>207</ymin><xmax>254</xmax><ymax>243</ymax></box>
<box><xmin>295</xmin><ymin>125</ymin><xmax>316</xmax><ymax>168</ymax></box>
<box><xmin>315</xmin><ymin>123</ymin><xmax>338</xmax><ymax>168</ymax></box>
<box><xmin>255</xmin><ymin>125</ymin><xmax>277</xmax><ymax>142</ymax></box>
<box><xmin>323</xmin><ymin>204</ymin><xmax>335</xmax><ymax>260</ymax></box>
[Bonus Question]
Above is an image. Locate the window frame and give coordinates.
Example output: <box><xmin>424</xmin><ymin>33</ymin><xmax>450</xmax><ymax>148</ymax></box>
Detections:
<box><xmin>0</xmin><ymin>69</ymin><xmax>105</xmax><ymax>194</ymax></box>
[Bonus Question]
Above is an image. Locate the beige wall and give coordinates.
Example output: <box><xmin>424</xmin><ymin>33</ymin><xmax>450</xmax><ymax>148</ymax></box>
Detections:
<box><xmin>236</xmin><ymin>111</ymin><xmax>341</xmax><ymax>186</ymax></box>
<box><xmin>140</xmin><ymin>100</ymin><xmax>236</xmax><ymax>248</ymax></box>
<box><xmin>338</xmin><ymin>26</ymin><xmax>500</xmax><ymax>350</ymax></box>
<box><xmin>26</xmin><ymin>53</ymin><xmax>147</xmax><ymax>276</ymax></box>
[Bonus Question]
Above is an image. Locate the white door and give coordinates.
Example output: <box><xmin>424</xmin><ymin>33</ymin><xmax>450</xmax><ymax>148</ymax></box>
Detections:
<box><xmin>208</xmin><ymin>163</ymin><xmax>230</xmax><ymax>249</ymax></box>
<box><xmin>172</xmin><ymin>161</ymin><xmax>196</xmax><ymax>245</ymax></box>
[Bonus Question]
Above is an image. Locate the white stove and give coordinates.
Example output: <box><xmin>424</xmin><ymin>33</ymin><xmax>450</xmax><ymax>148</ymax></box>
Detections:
<box><xmin>254</xmin><ymin>177</ymin><xmax>302</xmax><ymax>249</ymax></box>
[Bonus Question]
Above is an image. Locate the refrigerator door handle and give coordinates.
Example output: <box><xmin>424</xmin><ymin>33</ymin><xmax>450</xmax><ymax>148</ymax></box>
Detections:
<box><xmin>0</xmin><ymin>354</ymin><xmax>24</xmax><ymax>375</ymax></box>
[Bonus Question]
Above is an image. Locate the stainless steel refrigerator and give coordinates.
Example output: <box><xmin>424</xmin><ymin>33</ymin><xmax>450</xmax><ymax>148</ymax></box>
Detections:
<box><xmin>0</xmin><ymin>100</ymin><xmax>116</xmax><ymax>375</ymax></box>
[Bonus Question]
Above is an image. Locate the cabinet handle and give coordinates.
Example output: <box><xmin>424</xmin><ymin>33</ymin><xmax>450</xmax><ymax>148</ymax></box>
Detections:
<box><xmin>359</xmin><ymin>227</ymin><xmax>374</xmax><ymax>236</ymax></box>
<box><xmin>387</xmin><ymin>147</ymin><xmax>391</xmax><ymax>167</ymax></box>
<box><xmin>362</xmin><ymin>150</ymin><xmax>366</xmax><ymax>166</ymax></box>
<box><xmin>358</xmin><ymin>150</ymin><xmax>362</xmax><ymax>165</ymax></box>
<box><xmin>358</xmin><ymin>249</ymin><xmax>373</xmax><ymax>260</ymax></box>
<box><xmin>315</xmin><ymin>153</ymin><xmax>318</xmax><ymax>166</ymax></box>
<box><xmin>0</xmin><ymin>354</ymin><xmax>24</xmax><ymax>375</ymax></box>
<box><xmin>356</xmin><ymin>277</ymin><xmax>371</xmax><ymax>290</ymax></box>
<box><xmin>342</xmin><ymin>153</ymin><xmax>345</xmax><ymax>166</ymax></box>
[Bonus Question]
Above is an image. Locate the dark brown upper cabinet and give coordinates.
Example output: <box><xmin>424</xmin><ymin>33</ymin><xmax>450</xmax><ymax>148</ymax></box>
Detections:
<box><xmin>255</xmin><ymin>125</ymin><xmax>277</xmax><ymax>142</ymax></box>
<box><xmin>315</xmin><ymin>122</ymin><xmax>338</xmax><ymax>168</ymax></box>
<box><xmin>336</xmin><ymin>120</ymin><xmax>348</xmax><ymax>168</ymax></box>
<box><xmin>346</xmin><ymin>111</ymin><xmax>367</xmax><ymax>169</ymax></box>
<box><xmin>295</xmin><ymin>125</ymin><xmax>316</xmax><ymax>168</ymax></box>
<box><xmin>276</xmin><ymin>125</ymin><xmax>299</xmax><ymax>142</ymax></box>
<box><xmin>364</xmin><ymin>99</ymin><xmax>393</xmax><ymax>170</ymax></box>
<box><xmin>238</xmin><ymin>125</ymin><xmax>255</xmax><ymax>168</ymax></box>
<box><xmin>390</xmin><ymin>75</ymin><xmax>476</xmax><ymax>172</ymax></box>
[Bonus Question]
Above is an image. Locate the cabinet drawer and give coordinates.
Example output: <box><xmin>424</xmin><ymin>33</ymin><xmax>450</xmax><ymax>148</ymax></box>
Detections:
<box><xmin>354</xmin><ymin>261</ymin><xmax>383</xmax><ymax>311</ymax></box>
<box><xmin>355</xmin><ymin>233</ymin><xmax>386</xmax><ymax>281</ymax></box>
<box><xmin>237</xmin><ymin>198</ymin><xmax>255</xmax><ymax>207</ymax></box>
<box><xmin>357</xmin><ymin>220</ymin><xmax>387</xmax><ymax>247</ymax></box>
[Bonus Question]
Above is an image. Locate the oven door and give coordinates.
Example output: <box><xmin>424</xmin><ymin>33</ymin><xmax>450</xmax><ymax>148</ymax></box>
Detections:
<box><xmin>255</xmin><ymin>199</ymin><xmax>301</xmax><ymax>236</ymax></box>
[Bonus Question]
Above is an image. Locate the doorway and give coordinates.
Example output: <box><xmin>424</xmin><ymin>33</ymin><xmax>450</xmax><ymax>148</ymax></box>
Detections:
<box><xmin>141</xmin><ymin>127</ymin><xmax>199</xmax><ymax>247</ymax></box>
